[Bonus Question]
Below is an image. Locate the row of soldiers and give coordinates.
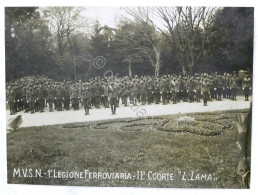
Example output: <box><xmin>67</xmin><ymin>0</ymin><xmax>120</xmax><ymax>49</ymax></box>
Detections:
<box><xmin>6</xmin><ymin>72</ymin><xmax>252</xmax><ymax>115</ymax></box>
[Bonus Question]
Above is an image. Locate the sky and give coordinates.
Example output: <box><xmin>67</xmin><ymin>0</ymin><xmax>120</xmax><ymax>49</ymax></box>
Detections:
<box><xmin>81</xmin><ymin>7</ymin><xmax>123</xmax><ymax>28</ymax></box>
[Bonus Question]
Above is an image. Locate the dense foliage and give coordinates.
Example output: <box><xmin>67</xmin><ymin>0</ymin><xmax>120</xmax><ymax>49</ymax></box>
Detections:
<box><xmin>5</xmin><ymin>7</ymin><xmax>253</xmax><ymax>82</ymax></box>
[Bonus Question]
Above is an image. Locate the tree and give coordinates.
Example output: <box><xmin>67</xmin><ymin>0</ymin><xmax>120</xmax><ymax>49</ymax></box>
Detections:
<box><xmin>42</xmin><ymin>7</ymin><xmax>87</xmax><ymax>57</ymax></box>
<box><xmin>156</xmin><ymin>6</ymin><xmax>217</xmax><ymax>75</ymax></box>
<box><xmin>120</xmin><ymin>7</ymin><xmax>163</xmax><ymax>77</ymax></box>
<box><xmin>206</xmin><ymin>7</ymin><xmax>254</xmax><ymax>73</ymax></box>
<box><xmin>5</xmin><ymin>7</ymin><xmax>54</xmax><ymax>80</ymax></box>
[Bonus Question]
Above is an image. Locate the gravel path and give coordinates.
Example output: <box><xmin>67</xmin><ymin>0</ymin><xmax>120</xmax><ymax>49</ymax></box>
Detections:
<box><xmin>6</xmin><ymin>96</ymin><xmax>251</xmax><ymax>128</ymax></box>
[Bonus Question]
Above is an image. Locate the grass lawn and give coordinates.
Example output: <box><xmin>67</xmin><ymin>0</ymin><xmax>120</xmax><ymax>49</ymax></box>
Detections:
<box><xmin>7</xmin><ymin>109</ymin><xmax>249</xmax><ymax>188</ymax></box>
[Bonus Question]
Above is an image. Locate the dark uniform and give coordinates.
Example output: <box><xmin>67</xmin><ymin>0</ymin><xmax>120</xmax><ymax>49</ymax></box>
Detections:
<box><xmin>131</xmin><ymin>82</ymin><xmax>138</xmax><ymax>105</ymax></box>
<box><xmin>230</xmin><ymin>76</ymin><xmax>238</xmax><ymax>100</ymax></box>
<box><xmin>38</xmin><ymin>85</ymin><xmax>47</xmax><ymax>112</ymax></box>
<box><xmin>109</xmin><ymin>83</ymin><xmax>118</xmax><ymax>114</ymax></box>
<box><xmin>71</xmin><ymin>86</ymin><xmax>80</xmax><ymax>110</ymax></box>
<box><xmin>201</xmin><ymin>80</ymin><xmax>209</xmax><ymax>106</ymax></box>
<box><xmin>47</xmin><ymin>85</ymin><xmax>56</xmax><ymax>112</ymax></box>
<box><xmin>7</xmin><ymin>87</ymin><xmax>16</xmax><ymax>115</ymax></box>
<box><xmin>82</xmin><ymin>85</ymin><xmax>91</xmax><ymax>115</ymax></box>
<box><xmin>242</xmin><ymin>76</ymin><xmax>252</xmax><ymax>101</ymax></box>
<box><xmin>56</xmin><ymin>85</ymin><xmax>64</xmax><ymax>111</ymax></box>
<box><xmin>161</xmin><ymin>79</ymin><xmax>169</xmax><ymax>104</ymax></box>
<box><xmin>153</xmin><ymin>81</ymin><xmax>160</xmax><ymax>104</ymax></box>
<box><xmin>217</xmin><ymin>76</ymin><xmax>223</xmax><ymax>101</ymax></box>
<box><xmin>187</xmin><ymin>77</ymin><xmax>195</xmax><ymax>103</ymax></box>
<box><xmin>195</xmin><ymin>79</ymin><xmax>202</xmax><ymax>102</ymax></box>
<box><xmin>63</xmin><ymin>84</ymin><xmax>71</xmax><ymax>110</ymax></box>
<box><xmin>146</xmin><ymin>81</ymin><xmax>153</xmax><ymax>104</ymax></box>
<box><xmin>139</xmin><ymin>81</ymin><xmax>147</xmax><ymax>105</ymax></box>
<box><xmin>170</xmin><ymin>78</ymin><xmax>179</xmax><ymax>104</ymax></box>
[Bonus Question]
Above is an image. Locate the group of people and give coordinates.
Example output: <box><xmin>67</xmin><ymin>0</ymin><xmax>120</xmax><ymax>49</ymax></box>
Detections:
<box><xmin>6</xmin><ymin>72</ymin><xmax>252</xmax><ymax>115</ymax></box>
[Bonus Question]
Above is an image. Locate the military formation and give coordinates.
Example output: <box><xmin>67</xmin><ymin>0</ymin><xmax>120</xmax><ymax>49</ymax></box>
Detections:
<box><xmin>6</xmin><ymin>72</ymin><xmax>252</xmax><ymax>115</ymax></box>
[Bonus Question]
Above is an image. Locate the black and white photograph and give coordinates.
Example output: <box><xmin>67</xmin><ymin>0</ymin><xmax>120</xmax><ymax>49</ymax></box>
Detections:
<box><xmin>3</xmin><ymin>3</ymin><xmax>255</xmax><ymax>191</ymax></box>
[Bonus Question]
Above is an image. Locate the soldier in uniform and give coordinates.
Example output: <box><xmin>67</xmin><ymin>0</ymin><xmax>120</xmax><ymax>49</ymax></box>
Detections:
<box><xmin>231</xmin><ymin>75</ymin><xmax>239</xmax><ymax>100</ymax></box>
<box><xmin>63</xmin><ymin>83</ymin><xmax>71</xmax><ymax>110</ymax></box>
<box><xmin>153</xmin><ymin>81</ymin><xmax>160</xmax><ymax>104</ymax></box>
<box><xmin>161</xmin><ymin>78</ymin><xmax>169</xmax><ymax>105</ymax></box>
<box><xmin>102</xmin><ymin>82</ymin><xmax>109</xmax><ymax>108</ymax></box>
<box><xmin>109</xmin><ymin>82</ymin><xmax>118</xmax><ymax>115</ymax></box>
<box><xmin>38</xmin><ymin>84</ymin><xmax>47</xmax><ymax>112</ymax></box>
<box><xmin>242</xmin><ymin>74</ymin><xmax>252</xmax><ymax>101</ymax></box>
<box><xmin>131</xmin><ymin>81</ymin><xmax>138</xmax><ymax>106</ymax></box>
<box><xmin>28</xmin><ymin>85</ymin><xmax>37</xmax><ymax>113</ymax></box>
<box><xmin>217</xmin><ymin>75</ymin><xmax>223</xmax><ymax>101</ymax></box>
<box><xmin>47</xmin><ymin>83</ymin><xmax>56</xmax><ymax>112</ymax></box>
<box><xmin>187</xmin><ymin>76</ymin><xmax>195</xmax><ymax>103</ymax></box>
<box><xmin>171</xmin><ymin>77</ymin><xmax>179</xmax><ymax>104</ymax></box>
<box><xmin>81</xmin><ymin>84</ymin><xmax>91</xmax><ymax>115</ymax></box>
<box><xmin>23</xmin><ymin>85</ymin><xmax>29</xmax><ymax>112</ymax></box>
<box><xmin>120</xmin><ymin>81</ymin><xmax>128</xmax><ymax>107</ymax></box>
<box><xmin>213</xmin><ymin>74</ymin><xmax>218</xmax><ymax>100</ymax></box>
<box><xmin>7</xmin><ymin>85</ymin><xmax>16</xmax><ymax>115</ymax></box>
<box><xmin>94</xmin><ymin>82</ymin><xmax>102</xmax><ymax>108</ymax></box>
<box><xmin>201</xmin><ymin>79</ymin><xmax>209</xmax><ymax>106</ymax></box>
<box><xmin>226</xmin><ymin>74</ymin><xmax>232</xmax><ymax>99</ymax></box>
<box><xmin>139</xmin><ymin>80</ymin><xmax>147</xmax><ymax>105</ymax></box>
<box><xmin>56</xmin><ymin>84</ymin><xmax>64</xmax><ymax>111</ymax></box>
<box><xmin>71</xmin><ymin>85</ymin><xmax>80</xmax><ymax>110</ymax></box>
<box><xmin>146</xmin><ymin>80</ymin><xmax>153</xmax><ymax>104</ymax></box>
<box><xmin>222</xmin><ymin>73</ymin><xmax>227</xmax><ymax>98</ymax></box>
<box><xmin>195</xmin><ymin>77</ymin><xmax>202</xmax><ymax>102</ymax></box>
<box><xmin>16</xmin><ymin>85</ymin><xmax>23</xmax><ymax>112</ymax></box>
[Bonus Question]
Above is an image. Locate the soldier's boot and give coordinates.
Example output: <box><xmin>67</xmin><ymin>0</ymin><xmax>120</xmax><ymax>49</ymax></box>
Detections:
<box><xmin>113</xmin><ymin>106</ymin><xmax>116</xmax><ymax>114</ymax></box>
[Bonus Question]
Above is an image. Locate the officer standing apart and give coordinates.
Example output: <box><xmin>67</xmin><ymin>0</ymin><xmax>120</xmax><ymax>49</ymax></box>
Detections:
<box><xmin>109</xmin><ymin>82</ymin><xmax>118</xmax><ymax>115</ymax></box>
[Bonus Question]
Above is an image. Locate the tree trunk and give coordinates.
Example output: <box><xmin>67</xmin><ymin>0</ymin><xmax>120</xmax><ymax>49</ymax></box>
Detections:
<box><xmin>155</xmin><ymin>63</ymin><xmax>160</xmax><ymax>78</ymax></box>
<box><xmin>182</xmin><ymin>65</ymin><xmax>186</xmax><ymax>76</ymax></box>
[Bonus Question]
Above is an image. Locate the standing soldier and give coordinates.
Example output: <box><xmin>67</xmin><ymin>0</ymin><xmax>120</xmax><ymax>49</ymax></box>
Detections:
<box><xmin>226</xmin><ymin>74</ymin><xmax>232</xmax><ymax>99</ymax></box>
<box><xmin>38</xmin><ymin>84</ymin><xmax>47</xmax><ymax>112</ymax></box>
<box><xmin>153</xmin><ymin>81</ymin><xmax>160</xmax><ymax>104</ymax></box>
<box><xmin>82</xmin><ymin>84</ymin><xmax>91</xmax><ymax>115</ymax></box>
<box><xmin>109</xmin><ymin>82</ymin><xmax>118</xmax><ymax>115</ymax></box>
<box><xmin>161</xmin><ymin>78</ymin><xmax>169</xmax><ymax>105</ymax></box>
<box><xmin>201</xmin><ymin>79</ymin><xmax>209</xmax><ymax>106</ymax></box>
<box><xmin>222</xmin><ymin>73</ymin><xmax>227</xmax><ymax>98</ymax></box>
<box><xmin>242</xmin><ymin>74</ymin><xmax>252</xmax><ymax>101</ymax></box>
<box><xmin>146</xmin><ymin>80</ymin><xmax>153</xmax><ymax>104</ymax></box>
<box><xmin>231</xmin><ymin>75</ymin><xmax>239</xmax><ymax>100</ymax></box>
<box><xmin>94</xmin><ymin>82</ymin><xmax>102</xmax><ymax>108</ymax></box>
<box><xmin>121</xmin><ymin>81</ymin><xmax>128</xmax><ymax>107</ymax></box>
<box><xmin>139</xmin><ymin>80</ymin><xmax>147</xmax><ymax>105</ymax></box>
<box><xmin>195</xmin><ymin>77</ymin><xmax>202</xmax><ymax>102</ymax></box>
<box><xmin>56</xmin><ymin>84</ymin><xmax>64</xmax><ymax>111</ymax></box>
<box><xmin>23</xmin><ymin>85</ymin><xmax>29</xmax><ymax>112</ymax></box>
<box><xmin>47</xmin><ymin>83</ymin><xmax>55</xmax><ymax>112</ymax></box>
<box><xmin>171</xmin><ymin>77</ymin><xmax>179</xmax><ymax>104</ymax></box>
<box><xmin>102</xmin><ymin>82</ymin><xmax>109</xmax><ymax>108</ymax></box>
<box><xmin>7</xmin><ymin>85</ymin><xmax>16</xmax><ymax>115</ymax></box>
<box><xmin>213</xmin><ymin>74</ymin><xmax>218</xmax><ymax>100</ymax></box>
<box><xmin>131</xmin><ymin>81</ymin><xmax>138</xmax><ymax>106</ymax></box>
<box><xmin>217</xmin><ymin>75</ymin><xmax>223</xmax><ymax>101</ymax></box>
<box><xmin>16</xmin><ymin>85</ymin><xmax>23</xmax><ymax>112</ymax></box>
<box><xmin>187</xmin><ymin>76</ymin><xmax>195</xmax><ymax>103</ymax></box>
<box><xmin>63</xmin><ymin>83</ymin><xmax>71</xmax><ymax>110</ymax></box>
<box><xmin>28</xmin><ymin>85</ymin><xmax>37</xmax><ymax>113</ymax></box>
<box><xmin>71</xmin><ymin>85</ymin><xmax>80</xmax><ymax>110</ymax></box>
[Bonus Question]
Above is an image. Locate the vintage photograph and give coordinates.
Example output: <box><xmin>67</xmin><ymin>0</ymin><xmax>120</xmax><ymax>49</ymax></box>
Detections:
<box><xmin>5</xmin><ymin>6</ymin><xmax>253</xmax><ymax>188</ymax></box>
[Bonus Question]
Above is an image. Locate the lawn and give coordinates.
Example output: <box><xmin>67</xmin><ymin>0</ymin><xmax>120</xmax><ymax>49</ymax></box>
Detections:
<box><xmin>7</xmin><ymin>109</ymin><xmax>249</xmax><ymax>188</ymax></box>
